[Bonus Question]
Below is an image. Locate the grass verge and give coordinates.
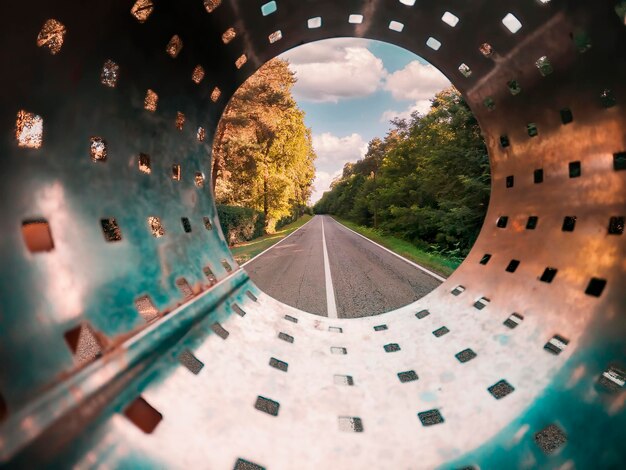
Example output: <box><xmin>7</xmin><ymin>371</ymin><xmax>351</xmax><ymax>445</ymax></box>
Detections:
<box><xmin>231</xmin><ymin>215</ymin><xmax>313</xmax><ymax>265</ymax></box>
<box><xmin>332</xmin><ymin>217</ymin><xmax>460</xmax><ymax>277</ymax></box>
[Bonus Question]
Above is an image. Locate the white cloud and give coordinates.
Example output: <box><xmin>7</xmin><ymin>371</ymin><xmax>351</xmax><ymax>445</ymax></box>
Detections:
<box><xmin>380</xmin><ymin>99</ymin><xmax>433</xmax><ymax>122</ymax></box>
<box><xmin>281</xmin><ymin>39</ymin><xmax>386</xmax><ymax>103</ymax></box>
<box><xmin>312</xmin><ymin>132</ymin><xmax>368</xmax><ymax>166</ymax></box>
<box><xmin>384</xmin><ymin>61</ymin><xmax>450</xmax><ymax>102</ymax></box>
<box><xmin>310</xmin><ymin>169</ymin><xmax>342</xmax><ymax>203</ymax></box>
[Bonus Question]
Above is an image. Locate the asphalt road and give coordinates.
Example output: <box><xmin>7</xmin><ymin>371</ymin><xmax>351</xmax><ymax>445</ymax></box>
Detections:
<box><xmin>244</xmin><ymin>215</ymin><xmax>442</xmax><ymax>318</ymax></box>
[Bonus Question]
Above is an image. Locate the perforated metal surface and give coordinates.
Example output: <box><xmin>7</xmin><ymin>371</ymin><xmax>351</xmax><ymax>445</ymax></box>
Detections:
<box><xmin>0</xmin><ymin>1</ymin><xmax>625</xmax><ymax>468</ymax></box>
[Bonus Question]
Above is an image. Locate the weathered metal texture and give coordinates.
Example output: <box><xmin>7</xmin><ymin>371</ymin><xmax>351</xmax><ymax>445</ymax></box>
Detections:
<box><xmin>0</xmin><ymin>0</ymin><xmax>625</xmax><ymax>468</ymax></box>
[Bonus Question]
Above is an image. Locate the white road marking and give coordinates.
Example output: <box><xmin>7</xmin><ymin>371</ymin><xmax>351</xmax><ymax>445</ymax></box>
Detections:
<box><xmin>328</xmin><ymin>217</ymin><xmax>447</xmax><ymax>282</ymax></box>
<box><xmin>240</xmin><ymin>217</ymin><xmax>315</xmax><ymax>267</ymax></box>
<box><xmin>321</xmin><ymin>217</ymin><xmax>338</xmax><ymax>319</ymax></box>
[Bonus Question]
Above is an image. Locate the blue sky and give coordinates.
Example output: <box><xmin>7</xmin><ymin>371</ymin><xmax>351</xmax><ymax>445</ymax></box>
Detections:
<box><xmin>279</xmin><ymin>38</ymin><xmax>450</xmax><ymax>202</ymax></box>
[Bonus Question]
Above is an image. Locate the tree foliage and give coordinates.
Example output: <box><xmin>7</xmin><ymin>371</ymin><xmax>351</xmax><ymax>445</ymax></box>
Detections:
<box><xmin>213</xmin><ymin>58</ymin><xmax>316</xmax><ymax>232</ymax></box>
<box><xmin>314</xmin><ymin>87</ymin><xmax>490</xmax><ymax>258</ymax></box>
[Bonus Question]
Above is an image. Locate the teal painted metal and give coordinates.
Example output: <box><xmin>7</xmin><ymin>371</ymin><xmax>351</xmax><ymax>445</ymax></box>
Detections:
<box><xmin>0</xmin><ymin>0</ymin><xmax>625</xmax><ymax>468</ymax></box>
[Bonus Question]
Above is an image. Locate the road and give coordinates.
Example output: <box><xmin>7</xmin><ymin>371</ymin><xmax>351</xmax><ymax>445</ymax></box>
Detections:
<box><xmin>243</xmin><ymin>215</ymin><xmax>443</xmax><ymax>318</ymax></box>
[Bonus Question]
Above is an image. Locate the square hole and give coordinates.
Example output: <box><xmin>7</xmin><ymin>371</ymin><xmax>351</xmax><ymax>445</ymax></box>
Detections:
<box><xmin>441</xmin><ymin>11</ymin><xmax>459</xmax><ymax>27</ymax></box>
<box><xmin>329</xmin><ymin>326</ymin><xmax>343</xmax><ymax>333</ymax></box>
<box><xmin>255</xmin><ymin>396</ymin><xmax>279</xmax><ymax>416</ymax></box>
<box><xmin>502</xmin><ymin>13</ymin><xmax>522</xmax><ymax>33</ymax></box>
<box><xmin>416</xmin><ymin>309</ymin><xmax>430</xmax><ymax>319</ymax></box>
<box><xmin>569</xmin><ymin>161</ymin><xmax>581</xmax><ymax>178</ymax></box>
<box><xmin>261</xmin><ymin>1</ymin><xmax>277</xmax><ymax>16</ymax></box>
<box><xmin>123</xmin><ymin>396</ymin><xmax>163</xmax><ymax>433</ymax></box>
<box><xmin>221</xmin><ymin>260</ymin><xmax>232</xmax><ymax>272</ymax></box>
<box><xmin>172</xmin><ymin>164</ymin><xmax>181</xmax><ymax>181</ymax></box>
<box><xmin>608</xmin><ymin>216</ymin><xmax>624</xmax><ymax>234</ymax></box>
<box><xmin>131</xmin><ymin>0</ymin><xmax>154</xmax><ymax>23</ymax></box>
<box><xmin>203</xmin><ymin>266</ymin><xmax>217</xmax><ymax>285</ymax></box>
<box><xmin>308</xmin><ymin>17</ymin><xmax>322</xmax><ymax>28</ymax></box>
<box><xmin>598</xmin><ymin>366</ymin><xmax>625</xmax><ymax>392</ymax></box>
<box><xmin>535</xmin><ymin>56</ymin><xmax>553</xmax><ymax>76</ymax></box>
<box><xmin>497</xmin><ymin>216</ymin><xmax>508</xmax><ymax>228</ymax></box>
<box><xmin>175</xmin><ymin>277</ymin><xmax>193</xmax><ymax>299</ymax></box>
<box><xmin>175</xmin><ymin>112</ymin><xmax>185</xmax><ymax>131</ymax></box>
<box><xmin>507</xmin><ymin>80</ymin><xmax>522</xmax><ymax>95</ymax></box>
<box><xmin>204</xmin><ymin>0</ymin><xmax>221</xmax><ymax>13</ymax></box>
<box><xmin>203</xmin><ymin>216</ymin><xmax>213</xmax><ymax>230</ymax></box>
<box><xmin>226</xmin><ymin>305</ymin><xmax>243</xmax><ymax>318</ymax></box>
<box><xmin>333</xmin><ymin>374</ymin><xmax>354</xmax><ymax>386</ymax></box>
<box><xmin>211</xmin><ymin>87</ymin><xmax>221</xmax><ymax>102</ymax></box>
<box><xmin>458</xmin><ymin>63</ymin><xmax>472</xmax><ymax>78</ymax></box>
<box><xmin>235</xmin><ymin>54</ymin><xmax>247</xmax><ymax>69</ymax></box>
<box><xmin>179</xmin><ymin>349</ymin><xmax>204</xmax><ymax>374</ymax></box>
<box><xmin>144</xmin><ymin>89</ymin><xmax>158</xmax><ymax>112</ymax></box>
<box><xmin>138</xmin><ymin>153</ymin><xmax>151</xmax><ymax>174</ymax></box>
<box><xmin>500</xmin><ymin>135</ymin><xmax>510</xmax><ymax>148</ymax></box>
<box><xmin>222</xmin><ymin>27</ymin><xmax>236</xmax><ymax>44</ymax></box>
<box><xmin>544</xmin><ymin>334</ymin><xmax>569</xmax><ymax>355</ymax></box>
<box><xmin>473</xmin><ymin>297</ymin><xmax>490</xmax><ymax>310</ymax></box>
<box><xmin>451</xmin><ymin>285</ymin><xmax>465</xmax><ymax>296</ymax></box>
<box><xmin>195</xmin><ymin>172</ymin><xmax>205</xmax><ymax>188</ymax></box>
<box><xmin>585</xmin><ymin>277</ymin><xmax>606</xmax><ymax>297</ymax></box>
<box><xmin>101</xmin><ymin>218</ymin><xmax>122</xmax><ymax>242</ymax></box>
<box><xmin>384</xmin><ymin>343</ymin><xmax>401</xmax><ymax>353</ymax></box>
<box><xmin>488</xmin><ymin>379</ymin><xmax>515</xmax><ymax>399</ymax></box>
<box><xmin>433</xmin><ymin>326</ymin><xmax>449</xmax><ymax>337</ymax></box>
<box><xmin>418</xmin><ymin>409</ymin><xmax>444</xmax><ymax>426</ymax></box>
<box><xmin>100</xmin><ymin>60</ymin><xmax>119</xmax><ymax>88</ymax></box>
<box><xmin>331</xmin><ymin>346</ymin><xmax>347</xmax><ymax>355</ymax></box>
<box><xmin>269</xmin><ymin>357</ymin><xmax>288</xmax><ymax>372</ymax></box>
<box><xmin>480</xmin><ymin>43</ymin><xmax>494</xmax><ymax>57</ymax></box>
<box><xmin>348</xmin><ymin>14</ymin><xmax>363</xmax><ymax>24</ymax></box>
<box><xmin>484</xmin><ymin>97</ymin><xmax>495</xmax><ymax>110</ymax></box>
<box><xmin>234</xmin><ymin>458</ymin><xmax>264</xmax><ymax>470</ymax></box>
<box><xmin>22</xmin><ymin>219</ymin><xmax>54</xmax><ymax>252</ymax></box>
<box><xmin>278</xmin><ymin>332</ymin><xmax>294</xmax><ymax>343</ymax></box>
<box><xmin>535</xmin><ymin>424</ymin><xmax>567</xmax><ymax>454</ymax></box>
<box><xmin>398</xmin><ymin>370</ymin><xmax>418</xmax><ymax>383</ymax></box>
<box><xmin>269</xmin><ymin>30</ymin><xmax>282</xmax><ymax>43</ymax></box>
<box><xmin>504</xmin><ymin>313</ymin><xmax>524</xmax><ymax>328</ymax></box>
<box><xmin>192</xmin><ymin>65</ymin><xmax>205</xmax><ymax>84</ymax></box>
<box><xmin>338</xmin><ymin>416</ymin><xmax>363</xmax><ymax>432</ymax></box>
<box><xmin>389</xmin><ymin>21</ymin><xmax>404</xmax><ymax>32</ymax></box>
<box><xmin>426</xmin><ymin>37</ymin><xmax>441</xmax><ymax>50</ymax></box>
<box><xmin>506</xmin><ymin>175</ymin><xmax>514</xmax><ymax>188</ymax></box>
<box><xmin>455</xmin><ymin>348</ymin><xmax>477</xmax><ymax>363</ymax></box>
<box><xmin>64</xmin><ymin>322</ymin><xmax>103</xmax><ymax>366</ymax></box>
<box><xmin>480</xmin><ymin>254</ymin><xmax>492</xmax><ymax>265</ymax></box>
<box><xmin>562</xmin><ymin>216</ymin><xmax>577</xmax><ymax>232</ymax></box>
<box><xmin>181</xmin><ymin>217</ymin><xmax>192</xmax><ymax>233</ymax></box>
<box><xmin>601</xmin><ymin>89</ymin><xmax>616</xmax><ymax>108</ymax></box>
<box><xmin>540</xmin><ymin>267</ymin><xmax>558</xmax><ymax>283</ymax></box>
<box><xmin>246</xmin><ymin>290</ymin><xmax>258</xmax><ymax>301</ymax></box>
<box><xmin>613</xmin><ymin>152</ymin><xmax>626</xmax><ymax>171</ymax></box>
<box><xmin>37</xmin><ymin>19</ymin><xmax>66</xmax><ymax>55</ymax></box>
<box><xmin>374</xmin><ymin>324</ymin><xmax>388</xmax><ymax>331</ymax></box>
<box><xmin>148</xmin><ymin>216</ymin><xmax>165</xmax><ymax>238</ymax></box>
<box><xmin>211</xmin><ymin>322</ymin><xmax>229</xmax><ymax>339</ymax></box>
<box><xmin>90</xmin><ymin>137</ymin><xmax>107</xmax><ymax>162</ymax></box>
<box><xmin>197</xmin><ymin>127</ymin><xmax>206</xmax><ymax>142</ymax></box>
<box><xmin>15</xmin><ymin>110</ymin><xmax>43</xmax><ymax>149</ymax></box>
<box><xmin>526</xmin><ymin>216</ymin><xmax>538</xmax><ymax>229</ymax></box>
<box><xmin>534</xmin><ymin>168</ymin><xmax>544</xmax><ymax>183</ymax></box>
<box><xmin>560</xmin><ymin>108</ymin><xmax>573</xmax><ymax>124</ymax></box>
<box><xmin>527</xmin><ymin>123</ymin><xmax>538</xmax><ymax>137</ymax></box>
<box><xmin>505</xmin><ymin>260</ymin><xmax>520</xmax><ymax>272</ymax></box>
<box><xmin>284</xmin><ymin>314</ymin><xmax>298</xmax><ymax>323</ymax></box>
<box><xmin>135</xmin><ymin>295</ymin><xmax>159</xmax><ymax>321</ymax></box>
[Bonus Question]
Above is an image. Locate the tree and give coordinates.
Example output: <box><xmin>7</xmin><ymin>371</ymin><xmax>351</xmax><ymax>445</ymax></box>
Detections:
<box><xmin>212</xmin><ymin>59</ymin><xmax>316</xmax><ymax>231</ymax></box>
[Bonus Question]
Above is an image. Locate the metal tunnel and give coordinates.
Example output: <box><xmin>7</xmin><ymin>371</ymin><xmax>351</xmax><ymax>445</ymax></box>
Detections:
<box><xmin>1</xmin><ymin>0</ymin><xmax>625</xmax><ymax>468</ymax></box>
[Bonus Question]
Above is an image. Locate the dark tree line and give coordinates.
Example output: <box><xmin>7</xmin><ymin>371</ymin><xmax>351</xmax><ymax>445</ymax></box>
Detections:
<box><xmin>314</xmin><ymin>87</ymin><xmax>490</xmax><ymax>259</ymax></box>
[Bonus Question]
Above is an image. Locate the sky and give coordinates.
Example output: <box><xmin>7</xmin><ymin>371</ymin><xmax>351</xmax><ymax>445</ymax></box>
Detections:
<box><xmin>279</xmin><ymin>38</ymin><xmax>451</xmax><ymax>203</ymax></box>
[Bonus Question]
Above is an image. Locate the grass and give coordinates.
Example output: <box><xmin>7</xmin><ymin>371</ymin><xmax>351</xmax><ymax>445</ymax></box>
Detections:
<box><xmin>231</xmin><ymin>214</ymin><xmax>313</xmax><ymax>265</ymax></box>
<box><xmin>331</xmin><ymin>217</ymin><xmax>460</xmax><ymax>277</ymax></box>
